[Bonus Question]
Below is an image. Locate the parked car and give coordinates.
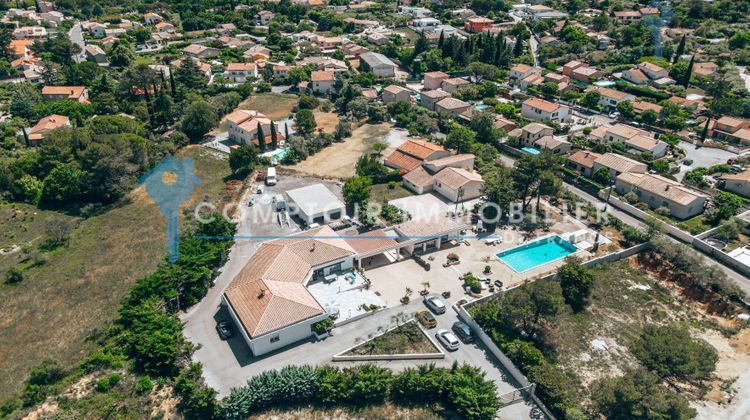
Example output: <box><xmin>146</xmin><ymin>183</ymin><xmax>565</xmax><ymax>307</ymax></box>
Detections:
<box><xmin>216</xmin><ymin>320</ymin><xmax>233</xmax><ymax>339</ymax></box>
<box><xmin>435</xmin><ymin>329</ymin><xmax>460</xmax><ymax>351</ymax></box>
<box><xmin>416</xmin><ymin>308</ymin><xmax>437</xmax><ymax>329</ymax></box>
<box><xmin>452</xmin><ymin>321</ymin><xmax>474</xmax><ymax>343</ymax></box>
<box><xmin>423</xmin><ymin>295</ymin><xmax>446</xmax><ymax>314</ymax></box>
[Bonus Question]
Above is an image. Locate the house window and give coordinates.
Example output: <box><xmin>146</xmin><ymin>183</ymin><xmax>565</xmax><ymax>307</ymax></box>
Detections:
<box><xmin>270</xmin><ymin>335</ymin><xmax>280</xmax><ymax>343</ymax></box>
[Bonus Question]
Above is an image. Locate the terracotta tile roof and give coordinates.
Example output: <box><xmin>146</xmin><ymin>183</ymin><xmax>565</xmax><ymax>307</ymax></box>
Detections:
<box><xmin>398</xmin><ymin>139</ymin><xmax>445</xmax><ymax>159</ymax></box>
<box><xmin>434</xmin><ymin>167</ymin><xmax>483</xmax><ymax>190</ymax></box>
<box><xmin>422</xmin><ymin>89</ymin><xmax>451</xmax><ymax>99</ymax></box>
<box><xmin>607</xmin><ymin>123</ymin><xmax>649</xmax><ymax>139</ymax></box>
<box><xmin>8</xmin><ymin>39</ymin><xmax>34</xmax><ymax>56</ymax></box>
<box><xmin>425</xmin><ymin>153</ymin><xmax>475</xmax><ymax>168</ymax></box>
<box><xmin>311</xmin><ymin>70</ymin><xmax>334</xmax><ymax>81</ymax></box>
<box><xmin>403</xmin><ymin>166</ymin><xmax>435</xmax><ymax>187</ymax></box>
<box><xmin>721</xmin><ymin>170</ymin><xmax>750</xmax><ymax>183</ymax></box>
<box><xmin>568</xmin><ymin>150</ymin><xmax>601</xmax><ymax>169</ymax></box>
<box><xmin>617</xmin><ymin>173</ymin><xmax>706</xmax><ymax>206</ymax></box>
<box><xmin>41</xmin><ymin>86</ymin><xmax>86</xmax><ymax>99</ymax></box>
<box><xmin>632</xmin><ymin>100</ymin><xmax>662</xmax><ymax>114</ymax></box>
<box><xmin>522</xmin><ymin>122</ymin><xmax>552</xmax><ymax>135</ymax></box>
<box><xmin>436</xmin><ymin>97</ymin><xmax>470</xmax><ymax>110</ymax></box>
<box><xmin>385</xmin><ymin>149</ymin><xmax>423</xmax><ymax>171</ymax></box>
<box><xmin>626</xmin><ymin>134</ymin><xmax>660</xmax><ymax>150</ymax></box>
<box><xmin>424</xmin><ymin>71</ymin><xmax>449</xmax><ymax>78</ymax></box>
<box><xmin>383</xmin><ymin>84</ymin><xmax>409</xmax><ymax>94</ymax></box>
<box><xmin>224</xmin><ymin>226</ymin><xmax>355</xmax><ymax>338</ymax></box>
<box><xmin>522</xmin><ymin>97</ymin><xmax>560</xmax><ymax>113</ymax></box>
<box><xmin>511</xmin><ymin>63</ymin><xmax>534</xmax><ymax>73</ymax></box>
<box><xmin>28</xmin><ymin>114</ymin><xmax>69</xmax><ymax>140</ymax></box>
<box><xmin>596</xmin><ymin>87</ymin><xmax>631</xmax><ymax>100</ymax></box>
<box><xmin>596</xmin><ymin>153</ymin><xmax>647</xmax><ymax>174</ymax></box>
<box><xmin>227</xmin><ymin>62</ymin><xmax>256</xmax><ymax>71</ymax></box>
<box><xmin>225</xmin><ymin>109</ymin><xmax>266</xmax><ymax>125</ymax></box>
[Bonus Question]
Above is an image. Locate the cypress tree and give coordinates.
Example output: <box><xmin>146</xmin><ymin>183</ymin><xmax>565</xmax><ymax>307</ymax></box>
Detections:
<box><xmin>285</xmin><ymin>122</ymin><xmax>289</xmax><ymax>139</ymax></box>
<box><xmin>257</xmin><ymin>125</ymin><xmax>265</xmax><ymax>151</ymax></box>
<box><xmin>270</xmin><ymin>122</ymin><xmax>278</xmax><ymax>150</ymax></box>
<box><xmin>683</xmin><ymin>55</ymin><xmax>694</xmax><ymax>88</ymax></box>
<box><xmin>438</xmin><ymin>30</ymin><xmax>445</xmax><ymax>49</ymax></box>
<box><xmin>700</xmin><ymin>116</ymin><xmax>710</xmax><ymax>143</ymax></box>
<box><xmin>513</xmin><ymin>36</ymin><xmax>524</xmax><ymax>57</ymax></box>
<box><xmin>673</xmin><ymin>35</ymin><xmax>686</xmax><ymax>64</ymax></box>
<box><xmin>169</xmin><ymin>69</ymin><xmax>177</xmax><ymax>99</ymax></box>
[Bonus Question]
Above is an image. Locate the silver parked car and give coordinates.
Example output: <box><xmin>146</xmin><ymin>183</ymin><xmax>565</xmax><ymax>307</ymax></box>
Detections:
<box><xmin>423</xmin><ymin>295</ymin><xmax>446</xmax><ymax>314</ymax></box>
<box><xmin>435</xmin><ymin>329</ymin><xmax>460</xmax><ymax>351</ymax></box>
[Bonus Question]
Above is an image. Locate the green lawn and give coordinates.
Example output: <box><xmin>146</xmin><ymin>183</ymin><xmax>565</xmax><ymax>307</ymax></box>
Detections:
<box><xmin>371</xmin><ymin>182</ymin><xmax>414</xmax><ymax>203</ymax></box>
<box><xmin>344</xmin><ymin>321</ymin><xmax>437</xmax><ymax>356</ymax></box>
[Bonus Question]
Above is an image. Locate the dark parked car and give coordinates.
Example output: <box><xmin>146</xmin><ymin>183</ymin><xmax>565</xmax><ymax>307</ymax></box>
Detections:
<box><xmin>216</xmin><ymin>320</ymin><xmax>233</xmax><ymax>339</ymax></box>
<box><xmin>452</xmin><ymin>321</ymin><xmax>474</xmax><ymax>343</ymax></box>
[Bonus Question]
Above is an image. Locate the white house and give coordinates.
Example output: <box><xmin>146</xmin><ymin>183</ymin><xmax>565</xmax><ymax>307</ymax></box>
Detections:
<box><xmin>521</xmin><ymin>97</ymin><xmax>569</xmax><ymax>122</ymax></box>
<box><xmin>226</xmin><ymin>109</ymin><xmax>282</xmax><ymax>146</ymax></box>
<box><xmin>615</xmin><ymin>173</ymin><xmax>707</xmax><ymax>219</ymax></box>
<box><xmin>224</xmin><ymin>63</ymin><xmax>257</xmax><ymax>83</ymax></box>
<box><xmin>311</xmin><ymin>70</ymin><xmax>335</xmax><ymax>95</ymax></box>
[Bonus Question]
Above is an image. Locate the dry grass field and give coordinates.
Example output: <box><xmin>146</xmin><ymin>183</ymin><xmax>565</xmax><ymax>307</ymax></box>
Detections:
<box><xmin>0</xmin><ymin>147</ymin><xmax>231</xmax><ymax>398</ymax></box>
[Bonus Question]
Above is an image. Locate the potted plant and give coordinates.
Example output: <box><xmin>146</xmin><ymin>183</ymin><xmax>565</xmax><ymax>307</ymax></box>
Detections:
<box><xmin>442</xmin><ymin>291</ymin><xmax>451</xmax><ymax>298</ymax></box>
<box><xmin>483</xmin><ymin>265</ymin><xmax>492</xmax><ymax>275</ymax></box>
<box><xmin>400</xmin><ymin>287</ymin><xmax>413</xmax><ymax>304</ymax></box>
<box><xmin>312</xmin><ymin>318</ymin><xmax>334</xmax><ymax>339</ymax></box>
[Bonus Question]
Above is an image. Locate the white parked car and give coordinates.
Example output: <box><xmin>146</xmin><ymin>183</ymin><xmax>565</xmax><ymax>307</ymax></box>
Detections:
<box><xmin>435</xmin><ymin>329</ymin><xmax>460</xmax><ymax>351</ymax></box>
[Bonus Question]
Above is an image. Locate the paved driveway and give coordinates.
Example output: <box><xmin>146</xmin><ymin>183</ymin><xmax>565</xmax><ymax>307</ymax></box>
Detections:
<box><xmin>675</xmin><ymin>141</ymin><xmax>736</xmax><ymax>181</ymax></box>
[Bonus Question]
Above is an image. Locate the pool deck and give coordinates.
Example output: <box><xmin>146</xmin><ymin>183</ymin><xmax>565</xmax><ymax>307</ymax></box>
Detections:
<box><xmin>307</xmin><ymin>271</ymin><xmax>386</xmax><ymax>324</ymax></box>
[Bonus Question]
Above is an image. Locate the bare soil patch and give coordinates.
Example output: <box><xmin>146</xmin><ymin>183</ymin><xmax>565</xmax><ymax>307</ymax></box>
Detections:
<box><xmin>285</xmin><ymin>123</ymin><xmax>393</xmax><ymax>179</ymax></box>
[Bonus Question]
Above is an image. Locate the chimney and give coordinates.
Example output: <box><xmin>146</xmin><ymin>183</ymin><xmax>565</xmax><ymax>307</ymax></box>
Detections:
<box><xmin>310</xmin><ymin>241</ymin><xmax>316</xmax><ymax>252</ymax></box>
<box><xmin>257</xmin><ymin>289</ymin><xmax>266</xmax><ymax>299</ymax></box>
<box><xmin>665</xmin><ymin>185</ymin><xmax>670</xmax><ymax>191</ymax></box>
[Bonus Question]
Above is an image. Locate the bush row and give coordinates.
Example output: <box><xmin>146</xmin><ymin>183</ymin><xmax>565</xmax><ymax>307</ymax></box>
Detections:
<box><xmin>221</xmin><ymin>363</ymin><xmax>500</xmax><ymax>420</ymax></box>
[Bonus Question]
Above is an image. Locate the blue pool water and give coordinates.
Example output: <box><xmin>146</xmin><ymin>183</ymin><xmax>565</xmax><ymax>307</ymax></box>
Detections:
<box><xmin>474</xmin><ymin>104</ymin><xmax>490</xmax><ymax>110</ymax></box>
<box><xmin>497</xmin><ymin>236</ymin><xmax>577</xmax><ymax>272</ymax></box>
<box><xmin>521</xmin><ymin>146</ymin><xmax>541</xmax><ymax>155</ymax></box>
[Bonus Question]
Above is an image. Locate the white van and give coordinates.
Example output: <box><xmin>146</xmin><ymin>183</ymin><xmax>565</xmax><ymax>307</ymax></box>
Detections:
<box><xmin>266</xmin><ymin>167</ymin><xmax>277</xmax><ymax>186</ymax></box>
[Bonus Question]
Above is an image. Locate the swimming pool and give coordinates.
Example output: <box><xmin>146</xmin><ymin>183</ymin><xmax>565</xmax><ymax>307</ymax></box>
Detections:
<box><xmin>262</xmin><ymin>148</ymin><xmax>290</xmax><ymax>163</ymax></box>
<box><xmin>521</xmin><ymin>146</ymin><xmax>541</xmax><ymax>155</ymax></box>
<box><xmin>496</xmin><ymin>235</ymin><xmax>578</xmax><ymax>272</ymax></box>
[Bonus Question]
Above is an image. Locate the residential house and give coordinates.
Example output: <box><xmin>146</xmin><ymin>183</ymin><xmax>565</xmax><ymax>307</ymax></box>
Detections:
<box><xmin>385</xmin><ymin>139</ymin><xmax>451</xmax><ymax>172</ymax></box>
<box><xmin>521</xmin><ymin>97</ymin><xmax>569</xmax><ymax>122</ymax></box>
<box><xmin>225</xmin><ymin>62</ymin><xmax>257</xmax><ymax>83</ymax></box>
<box><xmin>534</xmin><ymin>136</ymin><xmax>571</xmax><ymax>154</ymax></box>
<box><xmin>403</xmin><ymin>154</ymin><xmax>483</xmax><ymax>202</ymax></box>
<box><xmin>510</xmin><ymin>63</ymin><xmax>540</xmax><ymax>83</ymax></box>
<box><xmin>441</xmin><ymin>77</ymin><xmax>470</xmax><ymax>93</ymax></box>
<box><xmin>272</xmin><ymin>65</ymin><xmax>295</xmax><ymax>79</ymax></box>
<box><xmin>423</xmin><ymin>71</ymin><xmax>449</xmax><ymax>90</ymax></box>
<box><xmin>41</xmin><ymin>86</ymin><xmax>89</xmax><ymax>103</ymax></box>
<box><xmin>84</xmin><ymin>44</ymin><xmax>108</xmax><ymax>66</ymax></box>
<box><xmin>144</xmin><ymin>12</ymin><xmax>164</xmax><ymax>25</ymax></box>
<box><xmin>520</xmin><ymin>73</ymin><xmax>545</xmax><ymax>90</ymax></box>
<box><xmin>381</xmin><ymin>85</ymin><xmax>411</xmax><ymax>105</ymax></box>
<box><xmin>694</xmin><ymin>62</ymin><xmax>719</xmax><ymax>78</ymax></box>
<box><xmin>591</xmin><ymin>152</ymin><xmax>647</xmax><ymax>178</ymax></box>
<box><xmin>359</xmin><ymin>52</ymin><xmax>397</xmax><ymax>78</ymax></box>
<box><xmin>182</xmin><ymin>44</ymin><xmax>221</xmax><ymax>59</ymax></box>
<box><xmin>256</xmin><ymin>10</ymin><xmax>274</xmax><ymax>25</ymax></box>
<box><xmin>7</xmin><ymin>39</ymin><xmax>34</xmax><ymax>58</ymax></box>
<box><xmin>226</xmin><ymin>109</ymin><xmax>283</xmax><ymax>146</ymax></box>
<box><xmin>410</xmin><ymin>17</ymin><xmax>441</xmax><ymax>31</ymax></box>
<box><xmin>367</xmin><ymin>32</ymin><xmax>392</xmax><ymax>46</ymax></box>
<box><xmin>315</xmin><ymin>36</ymin><xmax>342</xmax><ymax>50</ymax></box>
<box><xmin>632</xmin><ymin>100</ymin><xmax>663</xmax><ymax>115</ymax></box>
<box><xmin>562</xmin><ymin>60</ymin><xmax>602</xmax><ymax>82</ymax></box>
<box><xmin>613</xmin><ymin>10</ymin><xmax>641</xmax><ymax>24</ymax></box>
<box><xmin>622</xmin><ymin>68</ymin><xmax>649</xmax><ymax>85</ymax></box>
<box><xmin>311</xmin><ymin>70</ymin><xmax>335</xmax><ymax>95</ymax></box>
<box><xmin>420</xmin><ymin>89</ymin><xmax>451</xmax><ymax>111</ymax></box>
<box><xmin>341</xmin><ymin>42</ymin><xmax>368</xmax><ymax>58</ymax></box>
<box><xmin>721</xmin><ymin>170</ymin><xmax>750</xmax><ymax>198</ymax></box>
<box><xmin>26</xmin><ymin>114</ymin><xmax>70</xmax><ymax>146</ymax></box>
<box><xmin>87</xmin><ymin>22</ymin><xmax>107</xmax><ymax>38</ymax></box>
<box><xmin>637</xmin><ymin>62</ymin><xmax>669</xmax><ymax>80</ymax></box>
<box><xmin>435</xmin><ymin>97</ymin><xmax>471</xmax><ymax>118</ymax></box>
<box><xmin>594</xmin><ymin>87</ymin><xmax>636</xmax><ymax>110</ymax></box>
<box><xmin>515</xmin><ymin>122</ymin><xmax>554</xmax><ymax>146</ymax></box>
<box><xmin>567</xmin><ymin>150</ymin><xmax>601</xmax><ymax>177</ymax></box>
<box><xmin>464</xmin><ymin>16</ymin><xmax>493</xmax><ymax>33</ymax></box>
<box><xmin>594</xmin><ymin>123</ymin><xmax>667</xmax><ymax>157</ymax></box>
<box><xmin>13</xmin><ymin>26</ymin><xmax>47</xmax><ymax>39</ymax></box>
<box><xmin>39</xmin><ymin>11</ymin><xmax>65</xmax><ymax>27</ymax></box>
<box><xmin>615</xmin><ymin>173</ymin><xmax>707</xmax><ymax>219</ymax></box>
<box><xmin>708</xmin><ymin>116</ymin><xmax>750</xmax><ymax>145</ymax></box>
<box><xmin>399</xmin><ymin>6</ymin><xmax>433</xmax><ymax>18</ymax></box>
<box><xmin>171</xmin><ymin>57</ymin><xmax>212</xmax><ymax>78</ymax></box>
<box><xmin>155</xmin><ymin>21</ymin><xmax>176</xmax><ymax>32</ymax></box>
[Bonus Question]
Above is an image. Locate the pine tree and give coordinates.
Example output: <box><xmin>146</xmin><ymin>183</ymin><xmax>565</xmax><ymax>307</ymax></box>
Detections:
<box><xmin>513</xmin><ymin>36</ymin><xmax>524</xmax><ymax>57</ymax></box>
<box><xmin>683</xmin><ymin>55</ymin><xmax>694</xmax><ymax>88</ymax></box>
<box><xmin>270</xmin><ymin>122</ymin><xmax>278</xmax><ymax>150</ymax></box>
<box><xmin>673</xmin><ymin>35</ymin><xmax>686</xmax><ymax>64</ymax></box>
<box><xmin>257</xmin><ymin>125</ymin><xmax>265</xmax><ymax>150</ymax></box>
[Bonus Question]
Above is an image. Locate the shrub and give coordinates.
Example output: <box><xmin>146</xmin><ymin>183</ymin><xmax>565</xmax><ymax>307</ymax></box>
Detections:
<box><xmin>463</xmin><ymin>275</ymin><xmax>482</xmax><ymax>294</ymax></box>
<box><xmin>95</xmin><ymin>373</ymin><xmax>122</xmax><ymax>392</ymax></box>
<box><xmin>4</xmin><ymin>268</ymin><xmax>23</xmax><ymax>284</ymax></box>
<box><xmin>136</xmin><ymin>376</ymin><xmax>153</xmax><ymax>394</ymax></box>
<box><xmin>630</xmin><ymin>324</ymin><xmax>718</xmax><ymax>381</ymax></box>
<box><xmin>312</xmin><ymin>318</ymin><xmax>334</xmax><ymax>335</ymax></box>
<box><xmin>387</xmin><ymin>181</ymin><xmax>396</xmax><ymax>189</ymax></box>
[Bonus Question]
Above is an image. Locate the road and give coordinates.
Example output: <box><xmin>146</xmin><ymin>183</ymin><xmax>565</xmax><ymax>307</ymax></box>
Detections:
<box><xmin>68</xmin><ymin>22</ymin><xmax>86</xmax><ymax>64</ymax></box>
